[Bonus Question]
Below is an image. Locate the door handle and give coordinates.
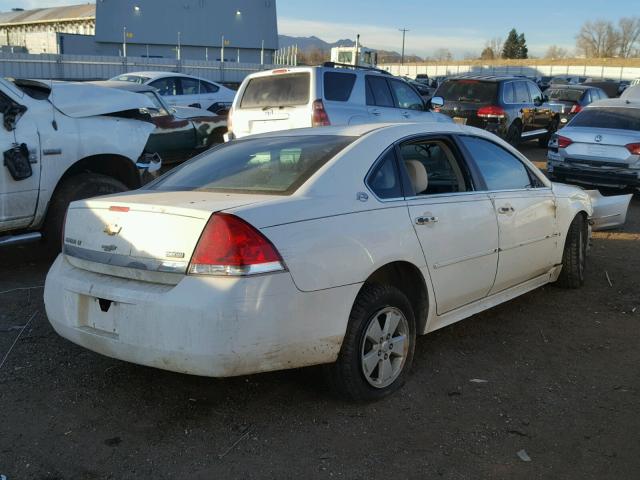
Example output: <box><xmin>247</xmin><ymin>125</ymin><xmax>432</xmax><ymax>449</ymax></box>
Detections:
<box><xmin>401</xmin><ymin>111</ymin><xmax>411</xmax><ymax>118</ymax></box>
<box><xmin>416</xmin><ymin>215</ymin><xmax>439</xmax><ymax>225</ymax></box>
<box><xmin>370</xmin><ymin>109</ymin><xmax>381</xmax><ymax>116</ymax></box>
<box><xmin>498</xmin><ymin>205</ymin><xmax>515</xmax><ymax>214</ymax></box>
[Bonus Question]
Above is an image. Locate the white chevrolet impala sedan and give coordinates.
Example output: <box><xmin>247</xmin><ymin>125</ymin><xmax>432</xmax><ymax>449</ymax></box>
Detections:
<box><xmin>45</xmin><ymin>122</ymin><xmax>597</xmax><ymax>400</ymax></box>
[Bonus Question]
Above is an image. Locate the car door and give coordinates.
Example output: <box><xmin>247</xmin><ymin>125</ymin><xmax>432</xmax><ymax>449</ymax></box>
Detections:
<box><xmin>387</xmin><ymin>78</ymin><xmax>428</xmax><ymax>121</ymax></box>
<box><xmin>526</xmin><ymin>81</ymin><xmax>552</xmax><ymax>130</ymax></box>
<box><xmin>457</xmin><ymin>135</ymin><xmax>558</xmax><ymax>293</ymax></box>
<box><xmin>514</xmin><ymin>81</ymin><xmax>536</xmax><ymax>133</ymax></box>
<box><xmin>148</xmin><ymin>76</ymin><xmax>181</xmax><ymax>106</ymax></box>
<box><xmin>399</xmin><ymin>136</ymin><xmax>499</xmax><ymax>314</ymax></box>
<box><xmin>365</xmin><ymin>75</ymin><xmax>403</xmax><ymax>122</ymax></box>
<box><xmin>0</xmin><ymin>89</ymin><xmax>41</xmax><ymax>232</ymax></box>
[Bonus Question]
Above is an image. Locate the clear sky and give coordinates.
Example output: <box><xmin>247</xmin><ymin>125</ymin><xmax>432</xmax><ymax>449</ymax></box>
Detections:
<box><xmin>1</xmin><ymin>0</ymin><xmax>632</xmax><ymax>57</ymax></box>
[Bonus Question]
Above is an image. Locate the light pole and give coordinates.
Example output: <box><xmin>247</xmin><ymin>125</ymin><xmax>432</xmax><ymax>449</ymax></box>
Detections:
<box><xmin>177</xmin><ymin>31</ymin><xmax>181</xmax><ymax>61</ymax></box>
<box><xmin>122</xmin><ymin>26</ymin><xmax>127</xmax><ymax>57</ymax></box>
<box><xmin>399</xmin><ymin>28</ymin><xmax>409</xmax><ymax>65</ymax></box>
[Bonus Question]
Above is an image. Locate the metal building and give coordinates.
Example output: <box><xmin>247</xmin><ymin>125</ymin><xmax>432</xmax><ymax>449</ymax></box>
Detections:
<box><xmin>0</xmin><ymin>1</ymin><xmax>278</xmax><ymax>63</ymax></box>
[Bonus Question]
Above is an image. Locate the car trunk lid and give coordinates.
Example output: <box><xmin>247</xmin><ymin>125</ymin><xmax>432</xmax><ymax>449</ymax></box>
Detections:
<box><xmin>63</xmin><ymin>191</ymin><xmax>269</xmax><ymax>283</ymax></box>
<box><xmin>561</xmin><ymin>127</ymin><xmax>640</xmax><ymax>164</ymax></box>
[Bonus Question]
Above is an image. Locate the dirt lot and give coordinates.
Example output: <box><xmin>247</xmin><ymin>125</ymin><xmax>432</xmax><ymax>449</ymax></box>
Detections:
<box><xmin>1</xmin><ymin>145</ymin><xmax>639</xmax><ymax>479</ymax></box>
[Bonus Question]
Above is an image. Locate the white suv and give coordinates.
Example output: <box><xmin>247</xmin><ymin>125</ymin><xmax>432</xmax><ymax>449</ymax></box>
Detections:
<box><xmin>227</xmin><ymin>64</ymin><xmax>450</xmax><ymax>139</ymax></box>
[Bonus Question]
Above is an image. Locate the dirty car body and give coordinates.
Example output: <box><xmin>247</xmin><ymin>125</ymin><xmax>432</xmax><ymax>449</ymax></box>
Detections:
<box><xmin>44</xmin><ymin>122</ymin><xmax>626</xmax><ymax>398</ymax></box>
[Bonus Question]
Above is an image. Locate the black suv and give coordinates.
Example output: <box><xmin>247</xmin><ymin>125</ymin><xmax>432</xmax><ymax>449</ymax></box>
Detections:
<box><xmin>432</xmin><ymin>75</ymin><xmax>559</xmax><ymax>146</ymax></box>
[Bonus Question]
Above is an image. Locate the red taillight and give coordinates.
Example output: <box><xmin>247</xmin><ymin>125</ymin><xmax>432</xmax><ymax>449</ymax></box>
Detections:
<box><xmin>109</xmin><ymin>206</ymin><xmax>130</xmax><ymax>212</ymax></box>
<box><xmin>570</xmin><ymin>104</ymin><xmax>582</xmax><ymax>114</ymax></box>
<box><xmin>557</xmin><ymin>136</ymin><xmax>573</xmax><ymax>149</ymax></box>
<box><xmin>272</xmin><ymin>69</ymin><xmax>289</xmax><ymax>74</ymax></box>
<box><xmin>312</xmin><ymin>99</ymin><xmax>331</xmax><ymax>127</ymax></box>
<box><xmin>626</xmin><ymin>143</ymin><xmax>640</xmax><ymax>155</ymax></box>
<box><xmin>188</xmin><ymin>213</ymin><xmax>284</xmax><ymax>276</ymax></box>
<box><xmin>477</xmin><ymin>105</ymin><xmax>506</xmax><ymax>119</ymax></box>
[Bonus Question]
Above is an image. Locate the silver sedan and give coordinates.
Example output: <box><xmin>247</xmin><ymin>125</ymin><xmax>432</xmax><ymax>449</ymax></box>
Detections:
<box><xmin>547</xmin><ymin>99</ymin><xmax>640</xmax><ymax>190</ymax></box>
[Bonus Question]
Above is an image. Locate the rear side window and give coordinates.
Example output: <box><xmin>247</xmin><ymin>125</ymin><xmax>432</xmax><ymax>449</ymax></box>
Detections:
<box><xmin>367</xmin><ymin>149</ymin><xmax>403</xmax><ymax>199</ymax></box>
<box><xmin>366</xmin><ymin>76</ymin><xmax>394</xmax><ymax>107</ymax></box>
<box><xmin>436</xmin><ymin>80</ymin><xmax>497</xmax><ymax>104</ymax></box>
<box><xmin>201</xmin><ymin>81</ymin><xmax>219</xmax><ymax>93</ymax></box>
<box><xmin>240</xmin><ymin>73</ymin><xmax>310</xmax><ymax>108</ymax></box>
<box><xmin>324</xmin><ymin>72</ymin><xmax>356</xmax><ymax>101</ymax></box>
<box><xmin>503</xmin><ymin>83</ymin><xmax>516</xmax><ymax>103</ymax></box>
<box><xmin>149</xmin><ymin>135</ymin><xmax>355</xmax><ymax>195</ymax></box>
<box><xmin>180</xmin><ymin>77</ymin><xmax>201</xmax><ymax>95</ymax></box>
<box><xmin>459</xmin><ymin>136</ymin><xmax>534</xmax><ymax>190</ymax></box>
<box><xmin>569</xmin><ymin>107</ymin><xmax>640</xmax><ymax>131</ymax></box>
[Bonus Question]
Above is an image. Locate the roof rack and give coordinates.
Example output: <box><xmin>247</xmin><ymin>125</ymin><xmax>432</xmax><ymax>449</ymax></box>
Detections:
<box><xmin>321</xmin><ymin>62</ymin><xmax>392</xmax><ymax>75</ymax></box>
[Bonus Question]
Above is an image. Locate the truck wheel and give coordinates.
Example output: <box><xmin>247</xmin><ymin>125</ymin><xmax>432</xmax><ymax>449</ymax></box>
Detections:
<box><xmin>556</xmin><ymin>214</ymin><xmax>587</xmax><ymax>289</ymax></box>
<box><xmin>325</xmin><ymin>284</ymin><xmax>416</xmax><ymax>401</ymax></box>
<box><xmin>506</xmin><ymin>123</ymin><xmax>522</xmax><ymax>147</ymax></box>
<box><xmin>43</xmin><ymin>173</ymin><xmax>128</xmax><ymax>253</ymax></box>
<box><xmin>538</xmin><ymin>118</ymin><xmax>559</xmax><ymax>147</ymax></box>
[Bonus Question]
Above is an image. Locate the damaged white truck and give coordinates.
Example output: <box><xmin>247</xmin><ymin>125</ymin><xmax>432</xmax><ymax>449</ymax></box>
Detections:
<box><xmin>0</xmin><ymin>78</ymin><xmax>159</xmax><ymax>250</ymax></box>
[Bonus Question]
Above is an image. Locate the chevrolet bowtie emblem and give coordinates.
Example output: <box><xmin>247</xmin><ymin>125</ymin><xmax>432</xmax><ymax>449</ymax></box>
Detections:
<box><xmin>104</xmin><ymin>223</ymin><xmax>122</xmax><ymax>236</ymax></box>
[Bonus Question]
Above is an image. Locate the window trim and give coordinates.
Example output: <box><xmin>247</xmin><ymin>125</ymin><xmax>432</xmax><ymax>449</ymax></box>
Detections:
<box><xmin>364</xmin><ymin>145</ymin><xmax>407</xmax><ymax>202</ymax></box>
<box><xmin>455</xmin><ymin>134</ymin><xmax>551</xmax><ymax>193</ymax></box>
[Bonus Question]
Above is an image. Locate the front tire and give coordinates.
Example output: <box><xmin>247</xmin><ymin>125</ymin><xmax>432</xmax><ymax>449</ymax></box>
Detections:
<box><xmin>326</xmin><ymin>284</ymin><xmax>416</xmax><ymax>401</ymax></box>
<box><xmin>43</xmin><ymin>173</ymin><xmax>128</xmax><ymax>253</ymax></box>
<box><xmin>557</xmin><ymin>214</ymin><xmax>587</xmax><ymax>288</ymax></box>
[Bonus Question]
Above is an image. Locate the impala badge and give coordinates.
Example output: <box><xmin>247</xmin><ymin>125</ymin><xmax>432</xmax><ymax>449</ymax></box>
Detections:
<box><xmin>104</xmin><ymin>223</ymin><xmax>122</xmax><ymax>236</ymax></box>
<box><xmin>594</xmin><ymin>135</ymin><xmax>603</xmax><ymax>143</ymax></box>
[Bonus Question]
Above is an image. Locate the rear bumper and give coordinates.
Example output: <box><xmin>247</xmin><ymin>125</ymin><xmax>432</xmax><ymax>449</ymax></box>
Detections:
<box><xmin>44</xmin><ymin>255</ymin><xmax>358</xmax><ymax>377</ymax></box>
<box><xmin>547</xmin><ymin>161</ymin><xmax>640</xmax><ymax>187</ymax></box>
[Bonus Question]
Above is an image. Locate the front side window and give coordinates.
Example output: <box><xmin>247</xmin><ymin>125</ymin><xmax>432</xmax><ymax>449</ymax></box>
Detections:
<box><xmin>149</xmin><ymin>77</ymin><xmax>179</xmax><ymax>96</ymax></box>
<box><xmin>240</xmin><ymin>73</ymin><xmax>310</xmax><ymax>108</ymax></box>
<box><xmin>526</xmin><ymin>82</ymin><xmax>543</xmax><ymax>104</ymax></box>
<box><xmin>367</xmin><ymin>149</ymin><xmax>403</xmax><ymax>199</ymax></box>
<box><xmin>503</xmin><ymin>82</ymin><xmax>516</xmax><ymax>103</ymax></box>
<box><xmin>388</xmin><ymin>80</ymin><xmax>424</xmax><ymax>110</ymax></box>
<box><xmin>459</xmin><ymin>136</ymin><xmax>534</xmax><ymax>190</ymax></box>
<box><xmin>148</xmin><ymin>135</ymin><xmax>355</xmax><ymax>195</ymax></box>
<box><xmin>366</xmin><ymin>76</ymin><xmax>394</xmax><ymax>107</ymax></box>
<box><xmin>398</xmin><ymin>140</ymin><xmax>469</xmax><ymax>195</ymax></box>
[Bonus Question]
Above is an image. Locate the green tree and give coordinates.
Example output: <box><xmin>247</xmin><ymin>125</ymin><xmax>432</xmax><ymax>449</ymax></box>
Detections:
<box><xmin>502</xmin><ymin>29</ymin><xmax>520</xmax><ymax>58</ymax></box>
<box><xmin>517</xmin><ymin>33</ymin><xmax>528</xmax><ymax>58</ymax></box>
<box><xmin>480</xmin><ymin>46</ymin><xmax>495</xmax><ymax>60</ymax></box>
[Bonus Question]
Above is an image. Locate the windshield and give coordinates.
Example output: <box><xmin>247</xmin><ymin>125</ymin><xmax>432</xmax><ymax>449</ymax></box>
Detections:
<box><xmin>436</xmin><ymin>80</ymin><xmax>498</xmax><ymax>103</ymax></box>
<box><xmin>148</xmin><ymin>135</ymin><xmax>355</xmax><ymax>195</ymax></box>
<box><xmin>546</xmin><ymin>88</ymin><xmax>583</xmax><ymax>102</ymax></box>
<box><xmin>112</xmin><ymin>75</ymin><xmax>150</xmax><ymax>84</ymax></box>
<box><xmin>240</xmin><ymin>73</ymin><xmax>310</xmax><ymax>109</ymax></box>
<box><xmin>569</xmin><ymin>107</ymin><xmax>640</xmax><ymax>131</ymax></box>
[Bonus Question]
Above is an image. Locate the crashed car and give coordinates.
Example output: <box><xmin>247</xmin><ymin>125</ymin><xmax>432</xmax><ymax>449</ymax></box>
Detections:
<box><xmin>0</xmin><ymin>79</ymin><xmax>158</xmax><ymax>250</ymax></box>
<box><xmin>93</xmin><ymin>81</ymin><xmax>228</xmax><ymax>165</ymax></box>
<box><xmin>45</xmin><ymin>122</ymin><xmax>630</xmax><ymax>401</ymax></box>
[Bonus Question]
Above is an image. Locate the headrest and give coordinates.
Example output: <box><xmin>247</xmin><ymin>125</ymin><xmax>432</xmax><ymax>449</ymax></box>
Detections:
<box><xmin>404</xmin><ymin>160</ymin><xmax>428</xmax><ymax>194</ymax></box>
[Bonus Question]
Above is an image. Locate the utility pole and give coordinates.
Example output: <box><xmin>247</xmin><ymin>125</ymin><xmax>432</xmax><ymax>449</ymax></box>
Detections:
<box><xmin>399</xmin><ymin>28</ymin><xmax>409</xmax><ymax>65</ymax></box>
<box><xmin>177</xmin><ymin>31</ymin><xmax>181</xmax><ymax>60</ymax></box>
<box><xmin>122</xmin><ymin>26</ymin><xmax>127</xmax><ymax>57</ymax></box>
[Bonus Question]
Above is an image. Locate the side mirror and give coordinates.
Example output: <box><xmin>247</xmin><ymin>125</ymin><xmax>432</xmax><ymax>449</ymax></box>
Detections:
<box><xmin>430</xmin><ymin>96</ymin><xmax>444</xmax><ymax>110</ymax></box>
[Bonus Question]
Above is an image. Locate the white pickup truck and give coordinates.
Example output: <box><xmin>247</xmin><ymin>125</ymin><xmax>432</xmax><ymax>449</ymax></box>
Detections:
<box><xmin>0</xmin><ymin>78</ymin><xmax>159</xmax><ymax>250</ymax></box>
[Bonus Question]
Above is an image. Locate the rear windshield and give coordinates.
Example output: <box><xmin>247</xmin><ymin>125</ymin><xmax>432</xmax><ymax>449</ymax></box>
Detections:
<box><xmin>436</xmin><ymin>80</ymin><xmax>497</xmax><ymax>103</ymax></box>
<box><xmin>546</xmin><ymin>88</ymin><xmax>583</xmax><ymax>102</ymax></box>
<box><xmin>148</xmin><ymin>135</ymin><xmax>355</xmax><ymax>195</ymax></box>
<box><xmin>569</xmin><ymin>107</ymin><xmax>640</xmax><ymax>131</ymax></box>
<box><xmin>240</xmin><ymin>73</ymin><xmax>310</xmax><ymax>108</ymax></box>
<box><xmin>112</xmin><ymin>75</ymin><xmax>150</xmax><ymax>84</ymax></box>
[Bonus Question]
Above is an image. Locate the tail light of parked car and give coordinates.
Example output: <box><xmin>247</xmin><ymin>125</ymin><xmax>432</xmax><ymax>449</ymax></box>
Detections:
<box><xmin>570</xmin><ymin>104</ymin><xmax>582</xmax><ymax>114</ymax></box>
<box><xmin>312</xmin><ymin>99</ymin><xmax>331</xmax><ymax>127</ymax></box>
<box><xmin>557</xmin><ymin>136</ymin><xmax>573</xmax><ymax>149</ymax></box>
<box><xmin>625</xmin><ymin>143</ymin><xmax>640</xmax><ymax>155</ymax></box>
<box><xmin>188</xmin><ymin>213</ymin><xmax>285</xmax><ymax>276</ymax></box>
<box><xmin>477</xmin><ymin>106</ymin><xmax>506</xmax><ymax>119</ymax></box>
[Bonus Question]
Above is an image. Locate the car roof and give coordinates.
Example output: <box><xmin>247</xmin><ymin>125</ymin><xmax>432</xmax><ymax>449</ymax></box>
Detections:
<box><xmin>116</xmin><ymin>71</ymin><xmax>209</xmax><ymax>81</ymax></box>
<box><xmin>446</xmin><ymin>74</ymin><xmax>530</xmax><ymax>82</ymax></box>
<box><xmin>90</xmin><ymin>80</ymin><xmax>156</xmax><ymax>93</ymax></box>
<box><xmin>586</xmin><ymin>98</ymin><xmax>640</xmax><ymax>109</ymax></box>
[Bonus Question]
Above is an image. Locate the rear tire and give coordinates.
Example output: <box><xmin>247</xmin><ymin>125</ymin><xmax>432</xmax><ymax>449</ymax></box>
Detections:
<box><xmin>43</xmin><ymin>173</ymin><xmax>128</xmax><ymax>253</ymax></box>
<box><xmin>556</xmin><ymin>214</ymin><xmax>587</xmax><ymax>289</ymax></box>
<box><xmin>325</xmin><ymin>284</ymin><xmax>416</xmax><ymax>402</ymax></box>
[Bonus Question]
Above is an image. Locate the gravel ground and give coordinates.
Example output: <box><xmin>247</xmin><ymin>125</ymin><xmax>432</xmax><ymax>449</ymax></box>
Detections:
<box><xmin>1</xmin><ymin>144</ymin><xmax>639</xmax><ymax>479</ymax></box>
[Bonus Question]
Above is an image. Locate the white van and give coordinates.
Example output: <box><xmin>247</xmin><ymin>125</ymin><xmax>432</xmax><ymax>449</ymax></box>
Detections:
<box><xmin>227</xmin><ymin>64</ymin><xmax>450</xmax><ymax>140</ymax></box>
